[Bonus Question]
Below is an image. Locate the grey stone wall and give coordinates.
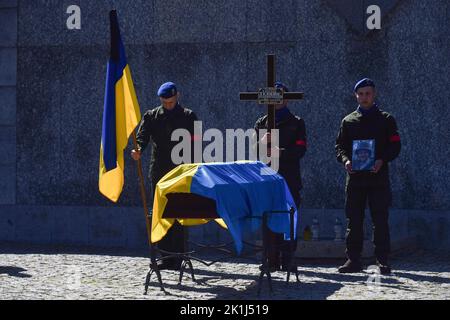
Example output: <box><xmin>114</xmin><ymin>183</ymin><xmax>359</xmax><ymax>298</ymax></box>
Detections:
<box><xmin>1</xmin><ymin>0</ymin><xmax>449</xmax><ymax>249</ymax></box>
<box><xmin>13</xmin><ymin>0</ymin><xmax>450</xmax><ymax>210</ymax></box>
<box><xmin>0</xmin><ymin>0</ymin><xmax>17</xmax><ymax>205</ymax></box>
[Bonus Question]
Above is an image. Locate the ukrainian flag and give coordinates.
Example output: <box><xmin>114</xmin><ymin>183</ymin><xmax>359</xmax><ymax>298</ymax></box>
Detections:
<box><xmin>99</xmin><ymin>10</ymin><xmax>141</xmax><ymax>202</ymax></box>
<box><xmin>152</xmin><ymin>161</ymin><xmax>297</xmax><ymax>254</ymax></box>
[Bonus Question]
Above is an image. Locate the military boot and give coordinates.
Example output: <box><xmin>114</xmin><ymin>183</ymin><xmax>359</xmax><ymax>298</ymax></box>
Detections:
<box><xmin>376</xmin><ymin>258</ymin><xmax>392</xmax><ymax>275</ymax></box>
<box><xmin>338</xmin><ymin>259</ymin><xmax>363</xmax><ymax>273</ymax></box>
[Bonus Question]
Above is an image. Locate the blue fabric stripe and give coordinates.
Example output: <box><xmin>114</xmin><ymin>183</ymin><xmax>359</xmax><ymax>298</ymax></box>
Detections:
<box><xmin>102</xmin><ymin>61</ymin><xmax>117</xmax><ymax>170</ymax></box>
<box><xmin>101</xmin><ymin>13</ymin><xmax>128</xmax><ymax>172</ymax></box>
<box><xmin>190</xmin><ymin>162</ymin><xmax>297</xmax><ymax>255</ymax></box>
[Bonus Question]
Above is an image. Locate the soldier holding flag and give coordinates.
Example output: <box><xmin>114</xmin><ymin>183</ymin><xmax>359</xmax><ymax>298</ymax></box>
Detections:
<box><xmin>131</xmin><ymin>82</ymin><xmax>198</xmax><ymax>271</ymax></box>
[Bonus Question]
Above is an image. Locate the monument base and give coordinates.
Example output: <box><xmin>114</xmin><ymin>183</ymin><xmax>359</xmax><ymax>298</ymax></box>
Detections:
<box><xmin>295</xmin><ymin>237</ymin><xmax>418</xmax><ymax>259</ymax></box>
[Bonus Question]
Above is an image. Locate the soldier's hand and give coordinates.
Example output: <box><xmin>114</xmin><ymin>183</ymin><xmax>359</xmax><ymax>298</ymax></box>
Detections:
<box><xmin>131</xmin><ymin>149</ymin><xmax>141</xmax><ymax>161</ymax></box>
<box><xmin>345</xmin><ymin>160</ymin><xmax>354</xmax><ymax>174</ymax></box>
<box><xmin>372</xmin><ymin>159</ymin><xmax>384</xmax><ymax>173</ymax></box>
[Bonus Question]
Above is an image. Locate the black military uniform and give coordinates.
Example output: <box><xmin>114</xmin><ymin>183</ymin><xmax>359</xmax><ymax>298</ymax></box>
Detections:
<box><xmin>254</xmin><ymin>105</ymin><xmax>307</xmax><ymax>270</ymax></box>
<box><xmin>335</xmin><ymin>104</ymin><xmax>401</xmax><ymax>269</ymax></box>
<box><xmin>136</xmin><ymin>104</ymin><xmax>197</xmax><ymax>189</ymax></box>
<box><xmin>136</xmin><ymin>101</ymin><xmax>197</xmax><ymax>269</ymax></box>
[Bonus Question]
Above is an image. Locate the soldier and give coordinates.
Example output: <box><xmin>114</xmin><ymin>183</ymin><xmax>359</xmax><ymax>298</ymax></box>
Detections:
<box><xmin>254</xmin><ymin>81</ymin><xmax>307</xmax><ymax>272</ymax></box>
<box><xmin>335</xmin><ymin>78</ymin><xmax>401</xmax><ymax>274</ymax></box>
<box><xmin>131</xmin><ymin>82</ymin><xmax>198</xmax><ymax>270</ymax></box>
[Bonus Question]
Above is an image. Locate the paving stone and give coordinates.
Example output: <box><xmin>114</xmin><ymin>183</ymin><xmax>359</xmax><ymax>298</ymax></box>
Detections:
<box><xmin>0</xmin><ymin>244</ymin><xmax>448</xmax><ymax>300</ymax></box>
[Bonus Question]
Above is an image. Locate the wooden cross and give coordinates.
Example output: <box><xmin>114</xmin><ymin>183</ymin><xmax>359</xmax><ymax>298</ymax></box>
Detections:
<box><xmin>239</xmin><ymin>54</ymin><xmax>304</xmax><ymax>132</ymax></box>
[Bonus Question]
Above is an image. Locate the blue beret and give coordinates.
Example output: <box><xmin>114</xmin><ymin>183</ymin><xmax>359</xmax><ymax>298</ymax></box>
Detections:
<box><xmin>354</xmin><ymin>78</ymin><xmax>375</xmax><ymax>92</ymax></box>
<box><xmin>274</xmin><ymin>81</ymin><xmax>289</xmax><ymax>92</ymax></box>
<box><xmin>157</xmin><ymin>82</ymin><xmax>177</xmax><ymax>98</ymax></box>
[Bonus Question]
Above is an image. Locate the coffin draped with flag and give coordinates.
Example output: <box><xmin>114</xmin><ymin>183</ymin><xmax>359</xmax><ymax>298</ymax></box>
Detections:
<box><xmin>152</xmin><ymin>161</ymin><xmax>298</xmax><ymax>254</ymax></box>
<box><xmin>98</xmin><ymin>10</ymin><xmax>141</xmax><ymax>202</ymax></box>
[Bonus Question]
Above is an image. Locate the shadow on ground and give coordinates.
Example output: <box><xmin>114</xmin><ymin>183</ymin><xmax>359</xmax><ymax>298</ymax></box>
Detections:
<box><xmin>144</xmin><ymin>262</ymin><xmax>346</xmax><ymax>300</ymax></box>
<box><xmin>0</xmin><ymin>266</ymin><xmax>32</xmax><ymax>278</ymax></box>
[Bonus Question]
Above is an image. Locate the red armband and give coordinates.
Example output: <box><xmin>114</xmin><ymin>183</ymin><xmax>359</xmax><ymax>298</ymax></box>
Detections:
<box><xmin>389</xmin><ymin>135</ymin><xmax>400</xmax><ymax>142</ymax></box>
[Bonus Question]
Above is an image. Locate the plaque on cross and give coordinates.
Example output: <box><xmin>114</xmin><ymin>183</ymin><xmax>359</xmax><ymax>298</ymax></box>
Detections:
<box><xmin>239</xmin><ymin>54</ymin><xmax>304</xmax><ymax>132</ymax></box>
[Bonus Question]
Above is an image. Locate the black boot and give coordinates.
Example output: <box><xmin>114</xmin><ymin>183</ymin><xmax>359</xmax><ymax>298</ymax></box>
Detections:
<box><xmin>376</xmin><ymin>258</ymin><xmax>392</xmax><ymax>275</ymax></box>
<box><xmin>259</xmin><ymin>264</ymin><xmax>280</xmax><ymax>273</ymax></box>
<box><xmin>338</xmin><ymin>259</ymin><xmax>363</xmax><ymax>273</ymax></box>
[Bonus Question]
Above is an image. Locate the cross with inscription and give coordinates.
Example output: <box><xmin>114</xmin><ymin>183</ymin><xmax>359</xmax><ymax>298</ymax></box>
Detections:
<box><xmin>239</xmin><ymin>54</ymin><xmax>304</xmax><ymax>291</ymax></box>
<box><xmin>239</xmin><ymin>54</ymin><xmax>304</xmax><ymax>155</ymax></box>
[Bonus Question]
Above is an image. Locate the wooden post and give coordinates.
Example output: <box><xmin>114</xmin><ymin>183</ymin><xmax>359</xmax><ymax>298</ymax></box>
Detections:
<box><xmin>131</xmin><ymin>131</ymin><xmax>152</xmax><ymax>247</ymax></box>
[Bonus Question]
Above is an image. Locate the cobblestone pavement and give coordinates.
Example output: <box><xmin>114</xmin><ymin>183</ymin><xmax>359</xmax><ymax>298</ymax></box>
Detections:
<box><xmin>0</xmin><ymin>244</ymin><xmax>449</xmax><ymax>300</ymax></box>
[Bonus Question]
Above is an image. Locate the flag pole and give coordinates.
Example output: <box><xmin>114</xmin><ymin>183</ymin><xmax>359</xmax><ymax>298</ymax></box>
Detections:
<box><xmin>131</xmin><ymin>131</ymin><xmax>152</xmax><ymax>247</ymax></box>
<box><xmin>132</xmin><ymin>131</ymin><xmax>165</xmax><ymax>294</ymax></box>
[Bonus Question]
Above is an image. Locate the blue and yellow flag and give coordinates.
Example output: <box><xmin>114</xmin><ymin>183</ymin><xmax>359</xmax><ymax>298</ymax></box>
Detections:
<box><xmin>152</xmin><ymin>161</ymin><xmax>298</xmax><ymax>254</ymax></box>
<box><xmin>99</xmin><ymin>10</ymin><xmax>141</xmax><ymax>202</ymax></box>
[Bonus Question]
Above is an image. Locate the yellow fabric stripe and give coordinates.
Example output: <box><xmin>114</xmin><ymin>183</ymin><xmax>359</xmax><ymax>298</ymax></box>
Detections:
<box><xmin>98</xmin><ymin>143</ymin><xmax>125</xmax><ymax>202</ymax></box>
<box><xmin>118</xmin><ymin>65</ymin><xmax>142</xmax><ymax>143</ymax></box>
<box><xmin>99</xmin><ymin>65</ymin><xmax>141</xmax><ymax>202</ymax></box>
<box><xmin>151</xmin><ymin>164</ymin><xmax>227</xmax><ymax>243</ymax></box>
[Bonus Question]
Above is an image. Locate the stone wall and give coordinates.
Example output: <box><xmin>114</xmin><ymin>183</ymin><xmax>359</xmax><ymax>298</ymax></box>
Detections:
<box><xmin>1</xmin><ymin>0</ymin><xmax>449</xmax><ymax>249</ymax></box>
<box><xmin>0</xmin><ymin>0</ymin><xmax>16</xmax><ymax>206</ymax></box>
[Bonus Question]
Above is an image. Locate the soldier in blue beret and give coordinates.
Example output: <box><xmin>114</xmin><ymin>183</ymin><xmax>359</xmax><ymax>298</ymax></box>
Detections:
<box><xmin>131</xmin><ymin>82</ymin><xmax>198</xmax><ymax>270</ymax></box>
<box><xmin>335</xmin><ymin>78</ymin><xmax>401</xmax><ymax>274</ymax></box>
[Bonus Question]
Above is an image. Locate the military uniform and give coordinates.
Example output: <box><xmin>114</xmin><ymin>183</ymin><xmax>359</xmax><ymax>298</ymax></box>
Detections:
<box><xmin>136</xmin><ymin>104</ymin><xmax>197</xmax><ymax>188</ymax></box>
<box><xmin>335</xmin><ymin>104</ymin><xmax>401</xmax><ymax>263</ymax></box>
<box><xmin>254</xmin><ymin>106</ymin><xmax>307</xmax><ymax>269</ymax></box>
<box><xmin>136</xmin><ymin>102</ymin><xmax>197</xmax><ymax>267</ymax></box>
